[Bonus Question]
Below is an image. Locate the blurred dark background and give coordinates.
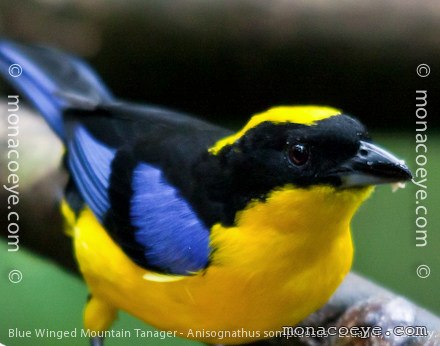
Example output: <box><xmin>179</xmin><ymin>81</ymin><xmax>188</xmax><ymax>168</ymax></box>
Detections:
<box><xmin>0</xmin><ymin>0</ymin><xmax>439</xmax><ymax>129</ymax></box>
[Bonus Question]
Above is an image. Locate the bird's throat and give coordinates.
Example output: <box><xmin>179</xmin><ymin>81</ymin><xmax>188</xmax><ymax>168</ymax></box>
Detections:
<box><xmin>210</xmin><ymin>185</ymin><xmax>374</xmax><ymax>269</ymax></box>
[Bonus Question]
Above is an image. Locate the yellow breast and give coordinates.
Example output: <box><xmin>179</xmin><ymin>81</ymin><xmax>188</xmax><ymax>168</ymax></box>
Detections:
<box><xmin>70</xmin><ymin>185</ymin><xmax>372</xmax><ymax>344</ymax></box>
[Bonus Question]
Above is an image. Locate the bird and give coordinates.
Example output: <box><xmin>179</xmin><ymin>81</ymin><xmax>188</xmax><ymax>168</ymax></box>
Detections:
<box><xmin>0</xmin><ymin>40</ymin><xmax>412</xmax><ymax>346</ymax></box>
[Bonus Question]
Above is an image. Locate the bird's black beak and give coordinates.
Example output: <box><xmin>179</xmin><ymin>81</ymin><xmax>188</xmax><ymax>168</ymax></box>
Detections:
<box><xmin>332</xmin><ymin>140</ymin><xmax>412</xmax><ymax>188</ymax></box>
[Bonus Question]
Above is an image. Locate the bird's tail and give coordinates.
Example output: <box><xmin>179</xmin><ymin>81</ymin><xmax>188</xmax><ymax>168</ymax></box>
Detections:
<box><xmin>0</xmin><ymin>40</ymin><xmax>114</xmax><ymax>140</ymax></box>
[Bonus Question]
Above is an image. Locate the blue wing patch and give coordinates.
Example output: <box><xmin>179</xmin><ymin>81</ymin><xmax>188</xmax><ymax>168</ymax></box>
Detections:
<box><xmin>130</xmin><ymin>163</ymin><xmax>210</xmax><ymax>275</ymax></box>
<box><xmin>68</xmin><ymin>126</ymin><xmax>115</xmax><ymax>221</ymax></box>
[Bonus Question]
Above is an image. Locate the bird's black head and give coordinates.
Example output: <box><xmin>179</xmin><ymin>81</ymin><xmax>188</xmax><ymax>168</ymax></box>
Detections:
<box><xmin>201</xmin><ymin>106</ymin><xmax>412</xmax><ymax>225</ymax></box>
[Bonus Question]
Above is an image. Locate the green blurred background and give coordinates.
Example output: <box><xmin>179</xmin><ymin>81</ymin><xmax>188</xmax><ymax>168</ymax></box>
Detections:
<box><xmin>1</xmin><ymin>0</ymin><xmax>439</xmax><ymax>345</ymax></box>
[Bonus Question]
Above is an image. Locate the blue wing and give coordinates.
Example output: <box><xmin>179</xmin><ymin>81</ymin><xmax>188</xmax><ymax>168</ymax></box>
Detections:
<box><xmin>130</xmin><ymin>163</ymin><xmax>211</xmax><ymax>275</ymax></box>
<box><xmin>0</xmin><ymin>40</ymin><xmax>212</xmax><ymax>276</ymax></box>
<box><xmin>68</xmin><ymin>128</ymin><xmax>211</xmax><ymax>275</ymax></box>
<box><xmin>68</xmin><ymin>126</ymin><xmax>115</xmax><ymax>222</ymax></box>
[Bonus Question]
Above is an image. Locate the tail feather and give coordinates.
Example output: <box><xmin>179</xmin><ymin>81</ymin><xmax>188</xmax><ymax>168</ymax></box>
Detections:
<box><xmin>0</xmin><ymin>40</ymin><xmax>114</xmax><ymax>139</ymax></box>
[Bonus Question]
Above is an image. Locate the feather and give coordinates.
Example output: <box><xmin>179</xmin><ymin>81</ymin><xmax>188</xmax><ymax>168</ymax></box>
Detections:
<box><xmin>68</xmin><ymin>126</ymin><xmax>115</xmax><ymax>222</ymax></box>
<box><xmin>130</xmin><ymin>163</ymin><xmax>210</xmax><ymax>274</ymax></box>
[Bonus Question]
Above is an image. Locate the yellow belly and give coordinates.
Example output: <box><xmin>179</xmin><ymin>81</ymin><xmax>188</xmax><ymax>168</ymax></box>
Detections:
<box><xmin>70</xmin><ymin>186</ymin><xmax>371</xmax><ymax>344</ymax></box>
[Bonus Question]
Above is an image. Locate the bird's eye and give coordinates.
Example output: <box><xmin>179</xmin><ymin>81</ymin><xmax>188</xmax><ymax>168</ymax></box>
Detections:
<box><xmin>288</xmin><ymin>144</ymin><xmax>309</xmax><ymax>166</ymax></box>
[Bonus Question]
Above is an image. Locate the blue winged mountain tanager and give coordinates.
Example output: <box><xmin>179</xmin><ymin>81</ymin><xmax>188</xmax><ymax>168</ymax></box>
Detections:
<box><xmin>0</xmin><ymin>41</ymin><xmax>412</xmax><ymax>345</ymax></box>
